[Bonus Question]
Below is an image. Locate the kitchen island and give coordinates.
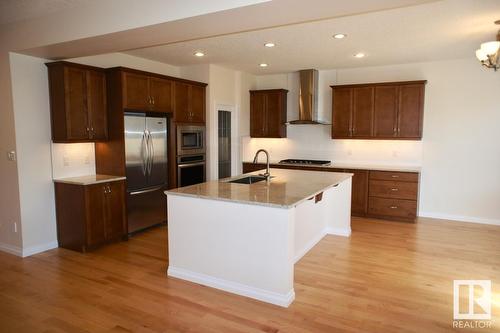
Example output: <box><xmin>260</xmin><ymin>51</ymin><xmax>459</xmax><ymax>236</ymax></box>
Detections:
<box><xmin>165</xmin><ymin>168</ymin><xmax>352</xmax><ymax>307</ymax></box>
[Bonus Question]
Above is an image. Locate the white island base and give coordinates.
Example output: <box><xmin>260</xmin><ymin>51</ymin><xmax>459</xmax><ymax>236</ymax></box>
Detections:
<box><xmin>166</xmin><ymin>170</ymin><xmax>352</xmax><ymax>307</ymax></box>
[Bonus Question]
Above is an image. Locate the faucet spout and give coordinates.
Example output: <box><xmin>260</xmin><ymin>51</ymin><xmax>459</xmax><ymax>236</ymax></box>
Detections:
<box><xmin>252</xmin><ymin>149</ymin><xmax>271</xmax><ymax>181</ymax></box>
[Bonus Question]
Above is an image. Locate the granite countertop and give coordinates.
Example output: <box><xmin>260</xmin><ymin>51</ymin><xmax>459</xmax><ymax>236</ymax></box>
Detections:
<box><xmin>243</xmin><ymin>161</ymin><xmax>421</xmax><ymax>173</ymax></box>
<box><xmin>53</xmin><ymin>174</ymin><xmax>126</xmax><ymax>185</ymax></box>
<box><xmin>165</xmin><ymin>168</ymin><xmax>352</xmax><ymax>209</ymax></box>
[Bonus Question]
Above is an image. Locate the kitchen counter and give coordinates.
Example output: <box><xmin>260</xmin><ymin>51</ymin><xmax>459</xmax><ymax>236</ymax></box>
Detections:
<box><xmin>53</xmin><ymin>174</ymin><xmax>126</xmax><ymax>185</ymax></box>
<box><xmin>165</xmin><ymin>168</ymin><xmax>352</xmax><ymax>307</ymax></box>
<box><xmin>243</xmin><ymin>161</ymin><xmax>421</xmax><ymax>173</ymax></box>
<box><xmin>166</xmin><ymin>168</ymin><xmax>352</xmax><ymax>208</ymax></box>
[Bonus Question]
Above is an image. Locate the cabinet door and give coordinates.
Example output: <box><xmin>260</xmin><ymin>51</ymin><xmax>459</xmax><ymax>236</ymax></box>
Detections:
<box><xmin>86</xmin><ymin>70</ymin><xmax>107</xmax><ymax>140</ymax></box>
<box><xmin>123</xmin><ymin>72</ymin><xmax>150</xmax><ymax>110</ymax></box>
<box><xmin>398</xmin><ymin>84</ymin><xmax>424</xmax><ymax>139</ymax></box>
<box><xmin>346</xmin><ymin>169</ymin><xmax>368</xmax><ymax>216</ymax></box>
<box><xmin>174</xmin><ymin>81</ymin><xmax>190</xmax><ymax>123</ymax></box>
<box><xmin>85</xmin><ymin>184</ymin><xmax>107</xmax><ymax>247</ymax></box>
<box><xmin>265</xmin><ymin>92</ymin><xmax>285</xmax><ymax>138</ymax></box>
<box><xmin>332</xmin><ymin>88</ymin><xmax>352</xmax><ymax>138</ymax></box>
<box><xmin>150</xmin><ymin>78</ymin><xmax>173</xmax><ymax>113</ymax></box>
<box><xmin>64</xmin><ymin>66</ymin><xmax>89</xmax><ymax>140</ymax></box>
<box><xmin>190</xmin><ymin>85</ymin><xmax>206</xmax><ymax>123</ymax></box>
<box><xmin>374</xmin><ymin>86</ymin><xmax>398</xmax><ymax>138</ymax></box>
<box><xmin>250</xmin><ymin>92</ymin><xmax>266</xmax><ymax>137</ymax></box>
<box><xmin>104</xmin><ymin>181</ymin><xmax>126</xmax><ymax>240</ymax></box>
<box><xmin>352</xmin><ymin>87</ymin><xmax>374</xmax><ymax>137</ymax></box>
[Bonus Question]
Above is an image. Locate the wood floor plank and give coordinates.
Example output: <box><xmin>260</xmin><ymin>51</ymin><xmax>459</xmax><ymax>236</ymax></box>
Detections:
<box><xmin>0</xmin><ymin>217</ymin><xmax>499</xmax><ymax>332</ymax></box>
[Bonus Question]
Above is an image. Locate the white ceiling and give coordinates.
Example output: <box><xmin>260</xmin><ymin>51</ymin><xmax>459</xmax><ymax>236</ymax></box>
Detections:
<box><xmin>0</xmin><ymin>0</ymin><xmax>95</xmax><ymax>25</ymax></box>
<box><xmin>126</xmin><ymin>0</ymin><xmax>500</xmax><ymax>74</ymax></box>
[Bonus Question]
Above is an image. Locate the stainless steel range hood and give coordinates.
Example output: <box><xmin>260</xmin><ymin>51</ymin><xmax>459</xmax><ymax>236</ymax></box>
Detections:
<box><xmin>289</xmin><ymin>69</ymin><xmax>327</xmax><ymax>125</ymax></box>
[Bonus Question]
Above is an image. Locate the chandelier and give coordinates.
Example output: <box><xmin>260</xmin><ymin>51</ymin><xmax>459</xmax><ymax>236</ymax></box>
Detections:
<box><xmin>476</xmin><ymin>20</ymin><xmax>500</xmax><ymax>71</ymax></box>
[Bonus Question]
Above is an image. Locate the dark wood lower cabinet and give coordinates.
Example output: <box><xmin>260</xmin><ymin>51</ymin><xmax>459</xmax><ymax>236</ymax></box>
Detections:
<box><xmin>242</xmin><ymin>162</ymin><xmax>419</xmax><ymax>222</ymax></box>
<box><xmin>55</xmin><ymin>180</ymin><xmax>127</xmax><ymax>252</ymax></box>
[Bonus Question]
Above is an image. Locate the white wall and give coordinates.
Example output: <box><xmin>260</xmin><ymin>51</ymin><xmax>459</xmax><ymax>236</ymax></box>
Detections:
<box><xmin>245</xmin><ymin>58</ymin><xmax>500</xmax><ymax>225</ymax></box>
<box><xmin>9</xmin><ymin>53</ymin><xmax>57</xmax><ymax>256</ymax></box>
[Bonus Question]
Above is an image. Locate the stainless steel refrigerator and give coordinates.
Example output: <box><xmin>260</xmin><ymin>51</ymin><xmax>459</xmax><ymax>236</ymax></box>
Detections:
<box><xmin>124</xmin><ymin>113</ymin><xmax>168</xmax><ymax>234</ymax></box>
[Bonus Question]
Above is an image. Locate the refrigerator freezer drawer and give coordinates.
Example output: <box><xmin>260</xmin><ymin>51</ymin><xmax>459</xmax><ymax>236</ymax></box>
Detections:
<box><xmin>127</xmin><ymin>186</ymin><xmax>166</xmax><ymax>234</ymax></box>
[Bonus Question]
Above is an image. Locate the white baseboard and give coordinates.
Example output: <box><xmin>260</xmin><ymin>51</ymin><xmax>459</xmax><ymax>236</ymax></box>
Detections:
<box><xmin>418</xmin><ymin>212</ymin><xmax>500</xmax><ymax>226</ymax></box>
<box><xmin>294</xmin><ymin>231</ymin><xmax>327</xmax><ymax>263</ymax></box>
<box><xmin>325</xmin><ymin>226</ymin><xmax>352</xmax><ymax>237</ymax></box>
<box><xmin>0</xmin><ymin>242</ymin><xmax>23</xmax><ymax>256</ymax></box>
<box><xmin>22</xmin><ymin>241</ymin><xmax>58</xmax><ymax>257</ymax></box>
<box><xmin>0</xmin><ymin>241</ymin><xmax>58</xmax><ymax>257</ymax></box>
<box><xmin>168</xmin><ymin>266</ymin><xmax>295</xmax><ymax>307</ymax></box>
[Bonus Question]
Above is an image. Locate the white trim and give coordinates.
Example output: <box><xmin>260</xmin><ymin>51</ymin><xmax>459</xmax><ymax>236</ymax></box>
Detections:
<box><xmin>325</xmin><ymin>226</ymin><xmax>352</xmax><ymax>237</ymax></box>
<box><xmin>0</xmin><ymin>242</ymin><xmax>23</xmax><ymax>256</ymax></box>
<box><xmin>294</xmin><ymin>230</ymin><xmax>327</xmax><ymax>263</ymax></box>
<box><xmin>168</xmin><ymin>266</ymin><xmax>295</xmax><ymax>307</ymax></box>
<box><xmin>22</xmin><ymin>241</ymin><xmax>58</xmax><ymax>257</ymax></box>
<box><xmin>418</xmin><ymin>212</ymin><xmax>500</xmax><ymax>226</ymax></box>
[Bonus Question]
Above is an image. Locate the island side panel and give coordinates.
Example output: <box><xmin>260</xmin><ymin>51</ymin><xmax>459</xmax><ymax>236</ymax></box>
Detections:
<box><xmin>325</xmin><ymin>177</ymin><xmax>352</xmax><ymax>236</ymax></box>
<box><xmin>166</xmin><ymin>194</ymin><xmax>295</xmax><ymax>307</ymax></box>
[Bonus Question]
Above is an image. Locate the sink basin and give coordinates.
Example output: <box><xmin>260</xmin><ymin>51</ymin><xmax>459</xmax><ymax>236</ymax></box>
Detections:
<box><xmin>228</xmin><ymin>175</ymin><xmax>267</xmax><ymax>184</ymax></box>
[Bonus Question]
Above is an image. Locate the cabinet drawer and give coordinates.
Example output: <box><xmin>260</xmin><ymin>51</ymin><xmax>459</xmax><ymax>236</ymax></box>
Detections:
<box><xmin>368</xmin><ymin>197</ymin><xmax>417</xmax><ymax>219</ymax></box>
<box><xmin>369</xmin><ymin>170</ymin><xmax>418</xmax><ymax>182</ymax></box>
<box><xmin>369</xmin><ymin>180</ymin><xmax>418</xmax><ymax>200</ymax></box>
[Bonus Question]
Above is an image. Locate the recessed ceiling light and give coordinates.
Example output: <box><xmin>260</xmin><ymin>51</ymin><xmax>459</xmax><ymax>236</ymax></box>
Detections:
<box><xmin>333</xmin><ymin>34</ymin><xmax>347</xmax><ymax>39</ymax></box>
<box><xmin>259</xmin><ymin>63</ymin><xmax>268</xmax><ymax>68</ymax></box>
<box><xmin>194</xmin><ymin>51</ymin><xmax>205</xmax><ymax>57</ymax></box>
<box><xmin>354</xmin><ymin>52</ymin><xmax>365</xmax><ymax>58</ymax></box>
<box><xmin>264</xmin><ymin>42</ymin><xmax>275</xmax><ymax>48</ymax></box>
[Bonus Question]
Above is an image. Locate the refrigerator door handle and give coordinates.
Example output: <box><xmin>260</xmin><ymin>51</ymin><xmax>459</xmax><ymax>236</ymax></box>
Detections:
<box><xmin>148</xmin><ymin>130</ymin><xmax>154</xmax><ymax>176</ymax></box>
<box><xmin>129</xmin><ymin>185</ymin><xmax>164</xmax><ymax>196</ymax></box>
<box><xmin>140</xmin><ymin>131</ymin><xmax>147</xmax><ymax>176</ymax></box>
<box><xmin>145</xmin><ymin>130</ymin><xmax>152</xmax><ymax>176</ymax></box>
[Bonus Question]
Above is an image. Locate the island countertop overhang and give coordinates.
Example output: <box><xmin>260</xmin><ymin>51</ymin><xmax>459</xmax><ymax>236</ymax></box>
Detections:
<box><xmin>165</xmin><ymin>168</ymin><xmax>353</xmax><ymax>209</ymax></box>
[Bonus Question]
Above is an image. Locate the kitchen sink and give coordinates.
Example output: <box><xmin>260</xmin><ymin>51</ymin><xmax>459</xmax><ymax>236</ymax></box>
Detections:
<box><xmin>228</xmin><ymin>176</ymin><xmax>268</xmax><ymax>184</ymax></box>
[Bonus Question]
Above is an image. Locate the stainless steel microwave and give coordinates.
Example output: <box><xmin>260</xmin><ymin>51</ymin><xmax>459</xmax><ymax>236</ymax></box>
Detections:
<box><xmin>177</xmin><ymin>125</ymin><xmax>205</xmax><ymax>156</ymax></box>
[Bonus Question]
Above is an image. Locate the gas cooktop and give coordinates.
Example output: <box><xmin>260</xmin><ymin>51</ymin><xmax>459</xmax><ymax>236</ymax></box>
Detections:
<box><xmin>279</xmin><ymin>159</ymin><xmax>331</xmax><ymax>166</ymax></box>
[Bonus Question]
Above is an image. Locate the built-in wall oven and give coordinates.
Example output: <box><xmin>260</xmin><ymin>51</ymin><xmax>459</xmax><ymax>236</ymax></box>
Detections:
<box><xmin>176</xmin><ymin>125</ymin><xmax>206</xmax><ymax>188</ymax></box>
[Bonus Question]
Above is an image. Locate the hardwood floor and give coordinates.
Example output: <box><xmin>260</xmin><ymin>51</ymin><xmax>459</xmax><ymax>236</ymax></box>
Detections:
<box><xmin>1</xmin><ymin>217</ymin><xmax>499</xmax><ymax>333</ymax></box>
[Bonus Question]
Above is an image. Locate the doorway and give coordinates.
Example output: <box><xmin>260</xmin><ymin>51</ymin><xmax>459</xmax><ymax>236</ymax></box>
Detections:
<box><xmin>218</xmin><ymin>110</ymin><xmax>232</xmax><ymax>179</ymax></box>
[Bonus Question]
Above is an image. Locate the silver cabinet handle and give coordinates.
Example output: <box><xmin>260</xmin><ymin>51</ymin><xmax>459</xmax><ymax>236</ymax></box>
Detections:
<box><xmin>151</xmin><ymin>97</ymin><xmax>155</xmax><ymax>105</ymax></box>
<box><xmin>391</xmin><ymin>175</ymin><xmax>399</xmax><ymax>178</ymax></box>
<box><xmin>391</xmin><ymin>188</ymin><xmax>399</xmax><ymax>191</ymax></box>
<box><xmin>390</xmin><ymin>206</ymin><xmax>398</xmax><ymax>209</ymax></box>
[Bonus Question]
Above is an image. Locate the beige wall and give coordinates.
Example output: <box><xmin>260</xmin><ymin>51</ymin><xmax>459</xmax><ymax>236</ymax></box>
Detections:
<box><xmin>0</xmin><ymin>52</ymin><xmax>23</xmax><ymax>254</ymax></box>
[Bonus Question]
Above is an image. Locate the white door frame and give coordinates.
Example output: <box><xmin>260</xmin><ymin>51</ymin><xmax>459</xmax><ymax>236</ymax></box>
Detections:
<box><xmin>210</xmin><ymin>102</ymin><xmax>239</xmax><ymax>180</ymax></box>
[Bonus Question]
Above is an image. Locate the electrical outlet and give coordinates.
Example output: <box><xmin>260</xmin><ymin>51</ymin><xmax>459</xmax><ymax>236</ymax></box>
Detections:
<box><xmin>392</xmin><ymin>150</ymin><xmax>399</xmax><ymax>157</ymax></box>
<box><xmin>84</xmin><ymin>155</ymin><xmax>90</xmax><ymax>165</ymax></box>
<box><xmin>63</xmin><ymin>154</ymin><xmax>70</xmax><ymax>166</ymax></box>
<box><xmin>347</xmin><ymin>149</ymin><xmax>353</xmax><ymax>156</ymax></box>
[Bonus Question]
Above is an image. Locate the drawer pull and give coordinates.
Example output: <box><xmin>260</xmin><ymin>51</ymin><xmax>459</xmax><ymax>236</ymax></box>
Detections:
<box><xmin>391</xmin><ymin>175</ymin><xmax>399</xmax><ymax>178</ymax></box>
<box><xmin>391</xmin><ymin>188</ymin><xmax>399</xmax><ymax>191</ymax></box>
<box><xmin>389</xmin><ymin>206</ymin><xmax>398</xmax><ymax>209</ymax></box>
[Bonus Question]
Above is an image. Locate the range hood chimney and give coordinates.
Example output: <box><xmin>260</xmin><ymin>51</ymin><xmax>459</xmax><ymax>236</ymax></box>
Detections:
<box><xmin>289</xmin><ymin>69</ymin><xmax>325</xmax><ymax>125</ymax></box>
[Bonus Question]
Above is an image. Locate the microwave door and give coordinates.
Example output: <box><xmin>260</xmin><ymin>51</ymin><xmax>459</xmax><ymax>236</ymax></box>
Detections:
<box><xmin>125</xmin><ymin>114</ymin><xmax>148</xmax><ymax>191</ymax></box>
<box><xmin>146</xmin><ymin>116</ymin><xmax>168</xmax><ymax>187</ymax></box>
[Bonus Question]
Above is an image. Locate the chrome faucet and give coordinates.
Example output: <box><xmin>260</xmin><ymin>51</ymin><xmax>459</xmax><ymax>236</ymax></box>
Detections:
<box><xmin>253</xmin><ymin>149</ymin><xmax>271</xmax><ymax>180</ymax></box>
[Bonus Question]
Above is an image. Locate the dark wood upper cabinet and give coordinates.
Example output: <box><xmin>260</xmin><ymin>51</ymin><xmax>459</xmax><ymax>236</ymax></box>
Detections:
<box><xmin>55</xmin><ymin>180</ymin><xmax>127</xmax><ymax>252</ymax></box>
<box><xmin>174</xmin><ymin>81</ymin><xmax>206</xmax><ymax>124</ymax></box>
<box><xmin>122</xmin><ymin>72</ymin><xmax>174</xmax><ymax>113</ymax></box>
<box><xmin>46</xmin><ymin>61</ymin><xmax>107</xmax><ymax>142</ymax></box>
<box><xmin>331</xmin><ymin>81</ymin><xmax>426</xmax><ymax>140</ymax></box>
<box><xmin>374</xmin><ymin>85</ymin><xmax>399</xmax><ymax>138</ymax></box>
<box><xmin>250</xmin><ymin>89</ymin><xmax>287</xmax><ymax>138</ymax></box>
<box><xmin>398</xmin><ymin>84</ymin><xmax>425</xmax><ymax>138</ymax></box>
<box><xmin>352</xmin><ymin>87</ymin><xmax>374</xmax><ymax>137</ymax></box>
<box><xmin>331</xmin><ymin>88</ymin><xmax>352</xmax><ymax>138</ymax></box>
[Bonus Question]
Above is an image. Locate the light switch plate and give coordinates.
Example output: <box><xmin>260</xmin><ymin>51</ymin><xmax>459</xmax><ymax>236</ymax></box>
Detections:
<box><xmin>7</xmin><ymin>150</ymin><xmax>16</xmax><ymax>161</ymax></box>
